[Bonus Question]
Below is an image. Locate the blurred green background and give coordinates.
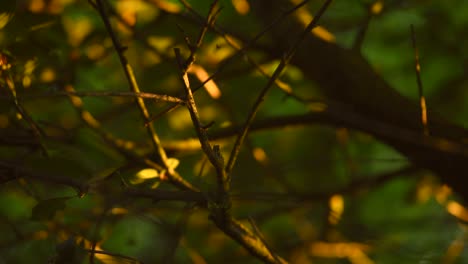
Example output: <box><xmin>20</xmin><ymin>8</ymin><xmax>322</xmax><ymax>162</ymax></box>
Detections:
<box><xmin>0</xmin><ymin>0</ymin><xmax>467</xmax><ymax>263</ymax></box>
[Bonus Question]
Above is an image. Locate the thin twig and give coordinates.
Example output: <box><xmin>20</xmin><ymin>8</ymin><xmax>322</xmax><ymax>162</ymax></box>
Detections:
<box><xmin>144</xmin><ymin>0</ymin><xmax>310</xmax><ymax>125</ymax></box>
<box><xmin>4</xmin><ymin>74</ymin><xmax>48</xmax><ymax>156</ymax></box>
<box><xmin>211</xmin><ymin>216</ymin><xmax>288</xmax><ymax>264</ymax></box>
<box><xmin>225</xmin><ymin>0</ymin><xmax>334</xmax><ymax>175</ymax></box>
<box><xmin>5</xmin><ymin>91</ymin><xmax>185</xmax><ymax>104</ymax></box>
<box><xmin>174</xmin><ymin>0</ymin><xmax>229</xmax><ymax>201</ymax></box>
<box><xmin>63</xmin><ymin>84</ymin><xmax>196</xmax><ymax>191</ymax></box>
<box><xmin>248</xmin><ymin>217</ymin><xmax>283</xmax><ymax>264</ymax></box>
<box><xmin>352</xmin><ymin>11</ymin><xmax>371</xmax><ymax>52</ymax></box>
<box><xmin>410</xmin><ymin>24</ymin><xmax>429</xmax><ymax>136</ymax></box>
<box><xmin>85</xmin><ymin>249</ymin><xmax>145</xmax><ymax>264</ymax></box>
<box><xmin>352</xmin><ymin>1</ymin><xmax>385</xmax><ymax>51</ymax></box>
<box><xmin>172</xmin><ymin>6</ymin><xmax>291</xmax><ymax>262</ymax></box>
<box><xmin>93</xmin><ymin>0</ymin><xmax>169</xmax><ymax>166</ymax></box>
<box><xmin>180</xmin><ymin>0</ymin><xmax>221</xmax><ymax>71</ymax></box>
<box><xmin>92</xmin><ymin>0</ymin><xmax>196</xmax><ymax>191</ymax></box>
<box><xmin>177</xmin><ymin>1</ymin><xmax>313</xmax><ymax>105</ymax></box>
<box><xmin>174</xmin><ymin>48</ymin><xmax>227</xmax><ymax>194</ymax></box>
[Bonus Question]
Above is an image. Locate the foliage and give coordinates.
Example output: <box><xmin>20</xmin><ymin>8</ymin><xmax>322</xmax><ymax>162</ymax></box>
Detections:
<box><xmin>0</xmin><ymin>0</ymin><xmax>467</xmax><ymax>263</ymax></box>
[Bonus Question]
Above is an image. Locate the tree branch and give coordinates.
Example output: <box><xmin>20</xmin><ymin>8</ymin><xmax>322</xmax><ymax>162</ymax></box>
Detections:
<box><xmin>225</xmin><ymin>0</ymin><xmax>334</xmax><ymax>175</ymax></box>
<box><xmin>249</xmin><ymin>0</ymin><xmax>468</xmax><ymax>201</ymax></box>
<box><xmin>93</xmin><ymin>0</ymin><xmax>169</xmax><ymax>166</ymax></box>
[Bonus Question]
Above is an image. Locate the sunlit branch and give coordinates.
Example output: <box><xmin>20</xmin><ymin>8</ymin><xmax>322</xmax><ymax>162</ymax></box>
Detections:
<box><xmin>93</xmin><ymin>0</ymin><xmax>169</xmax><ymax>166</ymax></box>
<box><xmin>352</xmin><ymin>1</ymin><xmax>384</xmax><ymax>52</ymax></box>
<box><xmin>411</xmin><ymin>24</ymin><xmax>429</xmax><ymax>136</ymax></box>
<box><xmin>248</xmin><ymin>217</ymin><xmax>283</xmax><ymax>264</ymax></box>
<box><xmin>174</xmin><ymin>48</ymin><xmax>228</xmax><ymax>197</ymax></box>
<box><xmin>225</xmin><ymin>0</ymin><xmax>334</xmax><ymax>175</ymax></box>
<box><xmin>63</xmin><ymin>84</ymin><xmax>195</xmax><ymax>191</ymax></box>
<box><xmin>5</xmin><ymin>91</ymin><xmax>185</xmax><ymax>104</ymax></box>
<box><xmin>92</xmin><ymin>0</ymin><xmax>196</xmax><ymax>191</ymax></box>
<box><xmin>144</xmin><ymin>0</ymin><xmax>311</xmax><ymax>125</ymax></box>
<box><xmin>85</xmin><ymin>249</ymin><xmax>144</xmax><ymax>264</ymax></box>
<box><xmin>179</xmin><ymin>0</ymin><xmax>221</xmax><ymax>71</ymax></box>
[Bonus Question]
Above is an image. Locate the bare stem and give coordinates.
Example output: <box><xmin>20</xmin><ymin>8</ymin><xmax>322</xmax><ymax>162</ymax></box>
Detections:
<box><xmin>94</xmin><ymin>0</ymin><xmax>169</xmax><ymax>165</ymax></box>
<box><xmin>7</xmin><ymin>91</ymin><xmax>185</xmax><ymax>104</ymax></box>
<box><xmin>225</xmin><ymin>0</ymin><xmax>334</xmax><ymax>174</ymax></box>
<box><xmin>410</xmin><ymin>24</ymin><xmax>429</xmax><ymax>136</ymax></box>
<box><xmin>144</xmin><ymin>0</ymin><xmax>310</xmax><ymax>126</ymax></box>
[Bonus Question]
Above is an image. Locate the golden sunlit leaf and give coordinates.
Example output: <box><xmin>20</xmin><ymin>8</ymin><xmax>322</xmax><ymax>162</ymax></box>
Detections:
<box><xmin>147</xmin><ymin>36</ymin><xmax>174</xmax><ymax>52</ymax></box>
<box><xmin>24</xmin><ymin>59</ymin><xmax>36</xmax><ymax>75</ymax></box>
<box><xmin>136</xmin><ymin>168</ymin><xmax>159</xmax><ymax>179</ymax></box>
<box><xmin>309</xmin><ymin>242</ymin><xmax>371</xmax><ymax>259</ymax></box>
<box><xmin>86</xmin><ymin>43</ymin><xmax>106</xmax><ymax>60</ymax></box>
<box><xmin>188</xmin><ymin>64</ymin><xmax>221</xmax><ymax>99</ymax></box>
<box><xmin>117</xmin><ymin>1</ymin><xmax>137</xmax><ymax>26</ymax></box>
<box><xmin>446</xmin><ymin>201</ymin><xmax>468</xmax><ymax>222</ymax></box>
<box><xmin>205</xmin><ymin>36</ymin><xmax>239</xmax><ymax>64</ymax></box>
<box><xmin>116</xmin><ymin>0</ymin><xmax>158</xmax><ymax>26</ymax></box>
<box><xmin>328</xmin><ymin>194</ymin><xmax>344</xmax><ymax>225</ymax></box>
<box><xmin>111</xmin><ymin>207</ymin><xmax>128</xmax><ymax>215</ymax></box>
<box><xmin>63</xmin><ymin>16</ymin><xmax>93</xmax><ymax>46</ymax></box>
<box><xmin>0</xmin><ymin>13</ymin><xmax>13</xmax><ymax>29</ymax></box>
<box><xmin>166</xmin><ymin>158</ymin><xmax>180</xmax><ymax>171</ymax></box>
<box><xmin>252</xmin><ymin>147</ymin><xmax>268</xmax><ymax>163</ymax></box>
<box><xmin>312</xmin><ymin>26</ymin><xmax>335</xmax><ymax>43</ymax></box>
<box><xmin>290</xmin><ymin>1</ymin><xmax>335</xmax><ymax>43</ymax></box>
<box><xmin>419</xmin><ymin>96</ymin><xmax>428</xmax><ymax>135</ymax></box>
<box><xmin>81</xmin><ymin>111</ymin><xmax>100</xmax><ymax>128</ymax></box>
<box><xmin>29</xmin><ymin>0</ymin><xmax>45</xmax><ymax>13</ymax></box>
<box><xmin>152</xmin><ymin>0</ymin><xmax>182</xmax><ymax>13</ymax></box>
<box><xmin>371</xmin><ymin>0</ymin><xmax>384</xmax><ymax>15</ymax></box>
<box><xmin>130</xmin><ymin>168</ymin><xmax>160</xmax><ymax>186</ymax></box>
<box><xmin>232</xmin><ymin>0</ymin><xmax>250</xmax><ymax>15</ymax></box>
<box><xmin>275</xmin><ymin>79</ymin><xmax>293</xmax><ymax>93</ymax></box>
<box><xmin>40</xmin><ymin>67</ymin><xmax>56</xmax><ymax>82</ymax></box>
